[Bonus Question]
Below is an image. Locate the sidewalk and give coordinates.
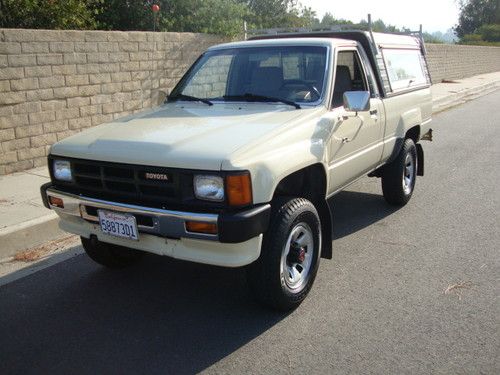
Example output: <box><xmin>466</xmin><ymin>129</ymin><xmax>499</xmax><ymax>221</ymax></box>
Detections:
<box><xmin>1</xmin><ymin>71</ymin><xmax>499</xmax><ymax>259</ymax></box>
<box><xmin>0</xmin><ymin>167</ymin><xmax>64</xmax><ymax>258</ymax></box>
<box><xmin>431</xmin><ymin>71</ymin><xmax>500</xmax><ymax>113</ymax></box>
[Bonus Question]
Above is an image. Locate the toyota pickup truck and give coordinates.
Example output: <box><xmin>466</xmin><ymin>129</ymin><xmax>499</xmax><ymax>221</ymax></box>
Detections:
<box><xmin>41</xmin><ymin>29</ymin><xmax>433</xmax><ymax>310</ymax></box>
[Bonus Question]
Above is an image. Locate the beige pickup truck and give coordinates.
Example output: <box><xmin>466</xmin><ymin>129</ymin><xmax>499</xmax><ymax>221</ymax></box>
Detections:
<box><xmin>41</xmin><ymin>29</ymin><xmax>433</xmax><ymax>310</ymax></box>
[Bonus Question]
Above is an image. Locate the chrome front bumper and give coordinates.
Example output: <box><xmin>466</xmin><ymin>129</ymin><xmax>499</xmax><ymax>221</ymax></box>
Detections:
<box><xmin>44</xmin><ymin>187</ymin><xmax>219</xmax><ymax>241</ymax></box>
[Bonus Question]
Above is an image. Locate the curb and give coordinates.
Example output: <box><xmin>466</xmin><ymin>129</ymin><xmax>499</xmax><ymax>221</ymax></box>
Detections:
<box><xmin>432</xmin><ymin>80</ymin><xmax>500</xmax><ymax>114</ymax></box>
<box><xmin>0</xmin><ymin>213</ymin><xmax>66</xmax><ymax>259</ymax></box>
<box><xmin>1</xmin><ymin>78</ymin><xmax>499</xmax><ymax>259</ymax></box>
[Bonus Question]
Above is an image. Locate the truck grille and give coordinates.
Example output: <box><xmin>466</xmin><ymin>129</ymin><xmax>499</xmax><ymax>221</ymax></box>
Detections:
<box><xmin>51</xmin><ymin>158</ymin><xmax>190</xmax><ymax>208</ymax></box>
<box><xmin>73</xmin><ymin>161</ymin><xmax>178</xmax><ymax>198</ymax></box>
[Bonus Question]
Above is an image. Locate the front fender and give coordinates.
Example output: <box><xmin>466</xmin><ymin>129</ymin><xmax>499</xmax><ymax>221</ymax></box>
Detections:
<box><xmin>222</xmin><ymin>110</ymin><xmax>330</xmax><ymax>204</ymax></box>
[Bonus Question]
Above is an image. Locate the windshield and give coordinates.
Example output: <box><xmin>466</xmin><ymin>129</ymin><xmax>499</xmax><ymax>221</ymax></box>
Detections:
<box><xmin>171</xmin><ymin>45</ymin><xmax>329</xmax><ymax>105</ymax></box>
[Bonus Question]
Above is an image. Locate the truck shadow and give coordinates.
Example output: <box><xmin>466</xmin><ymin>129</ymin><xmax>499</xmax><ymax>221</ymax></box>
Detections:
<box><xmin>330</xmin><ymin>190</ymin><xmax>401</xmax><ymax>239</ymax></box>
<box><xmin>0</xmin><ymin>190</ymin><xmax>399</xmax><ymax>374</ymax></box>
<box><xmin>0</xmin><ymin>253</ymin><xmax>288</xmax><ymax>375</ymax></box>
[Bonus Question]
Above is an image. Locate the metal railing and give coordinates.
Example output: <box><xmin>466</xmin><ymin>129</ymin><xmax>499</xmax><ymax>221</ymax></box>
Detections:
<box><xmin>244</xmin><ymin>14</ymin><xmax>427</xmax><ymax>56</ymax></box>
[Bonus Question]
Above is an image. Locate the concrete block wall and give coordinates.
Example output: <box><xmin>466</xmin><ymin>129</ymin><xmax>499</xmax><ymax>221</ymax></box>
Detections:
<box><xmin>426</xmin><ymin>43</ymin><xmax>500</xmax><ymax>83</ymax></box>
<box><xmin>0</xmin><ymin>29</ymin><xmax>224</xmax><ymax>174</ymax></box>
<box><xmin>0</xmin><ymin>29</ymin><xmax>499</xmax><ymax>175</ymax></box>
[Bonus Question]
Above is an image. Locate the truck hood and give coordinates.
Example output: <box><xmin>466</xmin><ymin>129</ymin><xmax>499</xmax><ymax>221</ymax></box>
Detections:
<box><xmin>50</xmin><ymin>103</ymin><xmax>314</xmax><ymax>170</ymax></box>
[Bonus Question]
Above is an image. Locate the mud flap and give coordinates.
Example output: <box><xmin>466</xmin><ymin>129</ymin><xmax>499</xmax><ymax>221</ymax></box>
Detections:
<box><xmin>416</xmin><ymin>143</ymin><xmax>424</xmax><ymax>176</ymax></box>
<box><xmin>317</xmin><ymin>198</ymin><xmax>333</xmax><ymax>259</ymax></box>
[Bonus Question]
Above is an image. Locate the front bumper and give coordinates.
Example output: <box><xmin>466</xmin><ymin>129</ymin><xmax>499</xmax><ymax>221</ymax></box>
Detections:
<box><xmin>41</xmin><ymin>183</ymin><xmax>271</xmax><ymax>267</ymax></box>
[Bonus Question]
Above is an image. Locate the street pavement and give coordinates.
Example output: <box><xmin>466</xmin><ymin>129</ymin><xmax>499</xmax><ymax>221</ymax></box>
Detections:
<box><xmin>0</xmin><ymin>90</ymin><xmax>499</xmax><ymax>374</ymax></box>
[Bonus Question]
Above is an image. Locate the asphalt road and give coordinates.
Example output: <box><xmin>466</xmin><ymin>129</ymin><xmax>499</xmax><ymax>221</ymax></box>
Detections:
<box><xmin>1</xmin><ymin>91</ymin><xmax>499</xmax><ymax>374</ymax></box>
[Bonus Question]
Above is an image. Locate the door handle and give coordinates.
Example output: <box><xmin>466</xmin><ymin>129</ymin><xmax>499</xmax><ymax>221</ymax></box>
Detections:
<box><xmin>370</xmin><ymin>109</ymin><xmax>378</xmax><ymax>115</ymax></box>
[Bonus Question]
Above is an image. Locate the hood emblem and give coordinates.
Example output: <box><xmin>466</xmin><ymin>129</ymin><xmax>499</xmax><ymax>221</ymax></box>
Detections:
<box><xmin>144</xmin><ymin>172</ymin><xmax>170</xmax><ymax>181</ymax></box>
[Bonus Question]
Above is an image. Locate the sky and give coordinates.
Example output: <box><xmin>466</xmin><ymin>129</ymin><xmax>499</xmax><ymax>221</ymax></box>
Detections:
<box><xmin>302</xmin><ymin>0</ymin><xmax>460</xmax><ymax>33</ymax></box>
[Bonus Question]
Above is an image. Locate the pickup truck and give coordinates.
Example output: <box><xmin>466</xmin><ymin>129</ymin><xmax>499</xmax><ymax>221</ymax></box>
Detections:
<box><xmin>41</xmin><ymin>30</ymin><xmax>433</xmax><ymax>310</ymax></box>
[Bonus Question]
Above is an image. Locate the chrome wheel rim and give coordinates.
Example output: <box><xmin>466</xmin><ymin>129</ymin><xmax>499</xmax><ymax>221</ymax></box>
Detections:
<box><xmin>280</xmin><ymin>223</ymin><xmax>314</xmax><ymax>291</ymax></box>
<box><xmin>403</xmin><ymin>152</ymin><xmax>415</xmax><ymax>195</ymax></box>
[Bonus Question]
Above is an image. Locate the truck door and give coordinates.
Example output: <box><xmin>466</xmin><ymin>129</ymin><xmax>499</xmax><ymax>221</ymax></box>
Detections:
<box><xmin>326</xmin><ymin>48</ymin><xmax>385</xmax><ymax>194</ymax></box>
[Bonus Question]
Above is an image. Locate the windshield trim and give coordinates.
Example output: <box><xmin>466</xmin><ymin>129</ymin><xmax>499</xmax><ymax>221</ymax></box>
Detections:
<box><xmin>169</xmin><ymin>45</ymin><xmax>331</xmax><ymax>108</ymax></box>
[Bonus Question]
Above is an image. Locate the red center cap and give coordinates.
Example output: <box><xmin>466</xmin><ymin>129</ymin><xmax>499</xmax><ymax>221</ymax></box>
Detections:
<box><xmin>298</xmin><ymin>248</ymin><xmax>306</xmax><ymax>263</ymax></box>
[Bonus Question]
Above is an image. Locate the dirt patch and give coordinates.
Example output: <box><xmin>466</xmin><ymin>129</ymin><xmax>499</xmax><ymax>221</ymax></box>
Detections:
<box><xmin>13</xmin><ymin>235</ymin><xmax>79</xmax><ymax>262</ymax></box>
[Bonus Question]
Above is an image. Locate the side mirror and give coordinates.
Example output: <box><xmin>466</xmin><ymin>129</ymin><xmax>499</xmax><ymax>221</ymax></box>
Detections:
<box><xmin>343</xmin><ymin>91</ymin><xmax>370</xmax><ymax>113</ymax></box>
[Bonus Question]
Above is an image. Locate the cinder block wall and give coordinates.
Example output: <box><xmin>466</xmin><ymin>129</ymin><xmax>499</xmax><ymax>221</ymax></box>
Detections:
<box><xmin>0</xmin><ymin>29</ymin><xmax>224</xmax><ymax>174</ymax></box>
<box><xmin>1</xmin><ymin>29</ymin><xmax>499</xmax><ymax>175</ymax></box>
<box><xmin>426</xmin><ymin>43</ymin><xmax>500</xmax><ymax>83</ymax></box>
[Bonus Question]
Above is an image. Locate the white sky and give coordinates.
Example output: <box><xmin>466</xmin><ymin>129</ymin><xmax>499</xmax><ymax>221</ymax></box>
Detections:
<box><xmin>302</xmin><ymin>0</ymin><xmax>460</xmax><ymax>33</ymax></box>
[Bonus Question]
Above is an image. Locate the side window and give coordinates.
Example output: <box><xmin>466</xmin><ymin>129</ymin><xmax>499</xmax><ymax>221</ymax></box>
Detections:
<box><xmin>332</xmin><ymin>51</ymin><xmax>368</xmax><ymax>107</ymax></box>
<box><xmin>383</xmin><ymin>49</ymin><xmax>427</xmax><ymax>91</ymax></box>
<box><xmin>183</xmin><ymin>54</ymin><xmax>233</xmax><ymax>98</ymax></box>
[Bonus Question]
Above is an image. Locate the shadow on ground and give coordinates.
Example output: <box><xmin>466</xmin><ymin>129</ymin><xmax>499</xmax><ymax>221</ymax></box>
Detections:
<box><xmin>0</xmin><ymin>190</ymin><xmax>398</xmax><ymax>374</ymax></box>
<box><xmin>331</xmin><ymin>190</ymin><xmax>400</xmax><ymax>239</ymax></box>
<box><xmin>0</xmin><ymin>253</ymin><xmax>288</xmax><ymax>374</ymax></box>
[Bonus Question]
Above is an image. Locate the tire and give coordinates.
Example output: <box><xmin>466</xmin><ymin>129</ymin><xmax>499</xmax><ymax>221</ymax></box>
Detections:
<box><xmin>382</xmin><ymin>138</ymin><xmax>417</xmax><ymax>206</ymax></box>
<box><xmin>247</xmin><ymin>197</ymin><xmax>322</xmax><ymax>311</ymax></box>
<box><xmin>81</xmin><ymin>236</ymin><xmax>143</xmax><ymax>268</ymax></box>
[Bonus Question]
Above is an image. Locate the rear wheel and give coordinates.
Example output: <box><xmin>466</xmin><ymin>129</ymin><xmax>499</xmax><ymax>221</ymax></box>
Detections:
<box><xmin>382</xmin><ymin>138</ymin><xmax>417</xmax><ymax>206</ymax></box>
<box><xmin>247</xmin><ymin>197</ymin><xmax>321</xmax><ymax>311</ymax></box>
<box><xmin>81</xmin><ymin>236</ymin><xmax>143</xmax><ymax>268</ymax></box>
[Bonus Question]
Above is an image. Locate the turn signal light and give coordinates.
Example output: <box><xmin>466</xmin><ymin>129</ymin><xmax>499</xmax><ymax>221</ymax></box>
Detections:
<box><xmin>226</xmin><ymin>173</ymin><xmax>252</xmax><ymax>206</ymax></box>
<box><xmin>48</xmin><ymin>196</ymin><xmax>64</xmax><ymax>208</ymax></box>
<box><xmin>185</xmin><ymin>221</ymin><xmax>218</xmax><ymax>235</ymax></box>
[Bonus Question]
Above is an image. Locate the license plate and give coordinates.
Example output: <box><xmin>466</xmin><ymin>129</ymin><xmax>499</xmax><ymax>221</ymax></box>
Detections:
<box><xmin>98</xmin><ymin>210</ymin><xmax>139</xmax><ymax>240</ymax></box>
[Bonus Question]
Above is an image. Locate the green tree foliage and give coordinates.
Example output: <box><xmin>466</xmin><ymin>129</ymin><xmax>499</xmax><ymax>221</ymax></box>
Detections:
<box><xmin>454</xmin><ymin>0</ymin><xmax>499</xmax><ymax>39</ymax></box>
<box><xmin>160</xmin><ymin>0</ymin><xmax>249</xmax><ymax>37</ymax></box>
<box><xmin>0</xmin><ymin>0</ymin><xmax>99</xmax><ymax>29</ymax></box>
<box><xmin>454</xmin><ymin>0</ymin><xmax>500</xmax><ymax>45</ymax></box>
<box><xmin>0</xmin><ymin>0</ymin><xmax>461</xmax><ymax>44</ymax></box>
<box><xmin>460</xmin><ymin>23</ymin><xmax>500</xmax><ymax>45</ymax></box>
<box><xmin>0</xmin><ymin>0</ymin><xmax>312</xmax><ymax>37</ymax></box>
<box><xmin>90</xmin><ymin>0</ymin><xmax>155</xmax><ymax>31</ymax></box>
<box><xmin>477</xmin><ymin>23</ymin><xmax>500</xmax><ymax>41</ymax></box>
<box><xmin>245</xmin><ymin>0</ymin><xmax>316</xmax><ymax>29</ymax></box>
<box><xmin>90</xmin><ymin>0</ymin><xmax>248</xmax><ymax>37</ymax></box>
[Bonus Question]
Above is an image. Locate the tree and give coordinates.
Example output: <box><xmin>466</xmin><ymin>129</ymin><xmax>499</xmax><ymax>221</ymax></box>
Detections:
<box><xmin>477</xmin><ymin>23</ymin><xmax>500</xmax><ymax>41</ymax></box>
<box><xmin>91</xmin><ymin>0</ymin><xmax>155</xmax><ymax>31</ymax></box>
<box><xmin>454</xmin><ymin>0</ymin><xmax>499</xmax><ymax>37</ymax></box>
<box><xmin>0</xmin><ymin>0</ymin><xmax>99</xmax><ymax>29</ymax></box>
<box><xmin>160</xmin><ymin>0</ymin><xmax>249</xmax><ymax>37</ymax></box>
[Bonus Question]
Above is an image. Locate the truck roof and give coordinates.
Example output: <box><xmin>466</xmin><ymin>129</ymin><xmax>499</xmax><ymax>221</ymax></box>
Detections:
<box><xmin>208</xmin><ymin>37</ymin><xmax>357</xmax><ymax>50</ymax></box>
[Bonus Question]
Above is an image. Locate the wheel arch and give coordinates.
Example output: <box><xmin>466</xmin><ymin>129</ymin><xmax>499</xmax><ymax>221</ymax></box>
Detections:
<box><xmin>272</xmin><ymin>163</ymin><xmax>333</xmax><ymax>260</ymax></box>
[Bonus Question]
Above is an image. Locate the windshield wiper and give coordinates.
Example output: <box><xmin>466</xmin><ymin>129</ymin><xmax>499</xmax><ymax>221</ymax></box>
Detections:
<box><xmin>168</xmin><ymin>94</ymin><xmax>213</xmax><ymax>106</ymax></box>
<box><xmin>223</xmin><ymin>93</ymin><xmax>301</xmax><ymax>109</ymax></box>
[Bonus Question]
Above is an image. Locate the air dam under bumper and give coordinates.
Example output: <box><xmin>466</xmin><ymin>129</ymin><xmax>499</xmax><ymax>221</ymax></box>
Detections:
<box><xmin>41</xmin><ymin>183</ymin><xmax>270</xmax><ymax>267</ymax></box>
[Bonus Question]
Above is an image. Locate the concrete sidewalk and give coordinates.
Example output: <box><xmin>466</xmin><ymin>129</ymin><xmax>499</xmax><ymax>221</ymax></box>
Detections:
<box><xmin>0</xmin><ymin>167</ymin><xmax>64</xmax><ymax>258</ymax></box>
<box><xmin>1</xmin><ymin>71</ymin><xmax>499</xmax><ymax>259</ymax></box>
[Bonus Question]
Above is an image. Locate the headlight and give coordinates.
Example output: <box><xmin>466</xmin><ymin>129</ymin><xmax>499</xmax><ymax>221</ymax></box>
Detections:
<box><xmin>53</xmin><ymin>160</ymin><xmax>72</xmax><ymax>182</ymax></box>
<box><xmin>194</xmin><ymin>175</ymin><xmax>224</xmax><ymax>201</ymax></box>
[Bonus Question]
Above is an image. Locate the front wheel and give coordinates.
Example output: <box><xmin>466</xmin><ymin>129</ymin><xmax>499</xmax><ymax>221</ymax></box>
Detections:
<box><xmin>382</xmin><ymin>138</ymin><xmax>417</xmax><ymax>206</ymax></box>
<box><xmin>247</xmin><ymin>197</ymin><xmax>321</xmax><ymax>311</ymax></box>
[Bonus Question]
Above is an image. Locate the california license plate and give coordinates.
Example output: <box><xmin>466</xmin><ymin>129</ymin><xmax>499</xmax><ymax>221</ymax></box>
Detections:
<box><xmin>98</xmin><ymin>210</ymin><xmax>139</xmax><ymax>240</ymax></box>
